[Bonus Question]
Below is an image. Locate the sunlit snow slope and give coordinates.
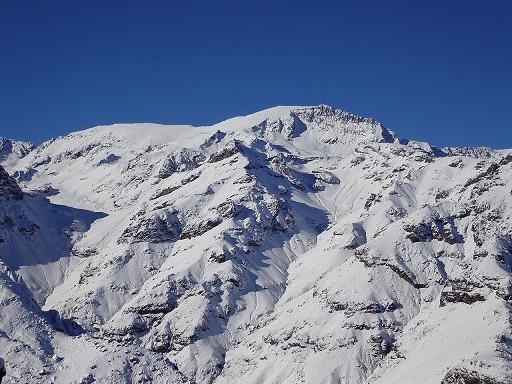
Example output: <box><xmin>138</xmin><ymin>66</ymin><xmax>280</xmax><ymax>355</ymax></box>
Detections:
<box><xmin>0</xmin><ymin>105</ymin><xmax>511</xmax><ymax>384</ymax></box>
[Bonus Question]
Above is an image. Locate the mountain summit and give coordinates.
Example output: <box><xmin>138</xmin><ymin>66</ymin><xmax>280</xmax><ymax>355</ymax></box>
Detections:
<box><xmin>0</xmin><ymin>105</ymin><xmax>511</xmax><ymax>383</ymax></box>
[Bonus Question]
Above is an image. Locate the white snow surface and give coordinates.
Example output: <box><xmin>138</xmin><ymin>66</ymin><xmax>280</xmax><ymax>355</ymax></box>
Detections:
<box><xmin>0</xmin><ymin>104</ymin><xmax>511</xmax><ymax>383</ymax></box>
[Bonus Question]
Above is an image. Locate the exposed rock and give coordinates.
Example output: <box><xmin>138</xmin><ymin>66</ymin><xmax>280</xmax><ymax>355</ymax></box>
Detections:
<box><xmin>441</xmin><ymin>368</ymin><xmax>505</xmax><ymax>384</ymax></box>
<box><xmin>181</xmin><ymin>172</ymin><xmax>200</xmax><ymax>185</ymax></box>
<box><xmin>97</xmin><ymin>153</ymin><xmax>121</xmax><ymax>165</ymax></box>
<box><xmin>153</xmin><ymin>184</ymin><xmax>182</xmax><ymax>199</ymax></box>
<box><xmin>440</xmin><ymin>291</ymin><xmax>485</xmax><ymax>306</ymax></box>
<box><xmin>442</xmin><ymin>146</ymin><xmax>497</xmax><ymax>159</ymax></box>
<box><xmin>0</xmin><ymin>166</ymin><xmax>23</xmax><ymax>201</ymax></box>
<box><xmin>328</xmin><ymin>299</ymin><xmax>383</xmax><ymax>315</ymax></box>
<box><xmin>158</xmin><ymin>148</ymin><xmax>204</xmax><ymax>178</ymax></box>
<box><xmin>313</xmin><ymin>171</ymin><xmax>340</xmax><ymax>185</ymax></box>
<box><xmin>269</xmin><ymin>155</ymin><xmax>304</xmax><ymax>190</ymax></box>
<box><xmin>404</xmin><ymin>217</ymin><xmax>462</xmax><ymax>244</ymax></box>
<box><xmin>465</xmin><ymin>163</ymin><xmax>500</xmax><ymax>188</ymax></box>
<box><xmin>364</xmin><ymin>193</ymin><xmax>381</xmax><ymax>210</ymax></box>
<box><xmin>208</xmin><ymin>250</ymin><xmax>229</xmax><ymax>263</ymax></box>
<box><xmin>0</xmin><ymin>137</ymin><xmax>34</xmax><ymax>165</ymax></box>
<box><xmin>119</xmin><ymin>212</ymin><xmax>181</xmax><ymax>244</ymax></box>
<box><xmin>208</xmin><ymin>141</ymin><xmax>241</xmax><ymax>163</ymax></box>
<box><xmin>30</xmin><ymin>183</ymin><xmax>59</xmax><ymax>196</ymax></box>
<box><xmin>368</xmin><ymin>333</ymin><xmax>393</xmax><ymax>358</ymax></box>
<box><xmin>216</xmin><ymin>200</ymin><xmax>242</xmax><ymax>219</ymax></box>
<box><xmin>70</xmin><ymin>247</ymin><xmax>98</xmax><ymax>258</ymax></box>
<box><xmin>440</xmin><ymin>278</ymin><xmax>486</xmax><ymax>307</ymax></box>
<box><xmin>11</xmin><ymin>167</ymin><xmax>37</xmax><ymax>182</ymax></box>
<box><xmin>180</xmin><ymin>217</ymin><xmax>222</xmax><ymax>239</ymax></box>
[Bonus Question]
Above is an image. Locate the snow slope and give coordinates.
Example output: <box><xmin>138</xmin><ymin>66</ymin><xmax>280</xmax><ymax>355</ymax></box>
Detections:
<box><xmin>0</xmin><ymin>137</ymin><xmax>33</xmax><ymax>167</ymax></box>
<box><xmin>0</xmin><ymin>105</ymin><xmax>511</xmax><ymax>383</ymax></box>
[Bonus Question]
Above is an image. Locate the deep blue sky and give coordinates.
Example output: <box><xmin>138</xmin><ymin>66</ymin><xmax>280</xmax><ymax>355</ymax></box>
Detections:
<box><xmin>1</xmin><ymin>1</ymin><xmax>511</xmax><ymax>148</ymax></box>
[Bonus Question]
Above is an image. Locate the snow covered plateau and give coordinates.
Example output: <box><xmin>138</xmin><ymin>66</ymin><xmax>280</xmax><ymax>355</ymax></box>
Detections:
<box><xmin>0</xmin><ymin>105</ymin><xmax>511</xmax><ymax>383</ymax></box>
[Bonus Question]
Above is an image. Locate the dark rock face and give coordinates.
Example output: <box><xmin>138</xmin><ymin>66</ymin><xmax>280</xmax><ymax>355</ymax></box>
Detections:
<box><xmin>0</xmin><ymin>166</ymin><xmax>23</xmax><ymax>201</ymax></box>
<box><xmin>440</xmin><ymin>291</ymin><xmax>485</xmax><ymax>306</ymax></box>
<box><xmin>208</xmin><ymin>250</ymin><xmax>228</xmax><ymax>263</ymax></box>
<box><xmin>158</xmin><ymin>149</ymin><xmax>204</xmax><ymax>178</ymax></box>
<box><xmin>440</xmin><ymin>279</ymin><xmax>486</xmax><ymax>307</ymax></box>
<box><xmin>180</xmin><ymin>217</ymin><xmax>223</xmax><ymax>240</ymax></box>
<box><xmin>441</xmin><ymin>146</ymin><xmax>496</xmax><ymax>159</ymax></box>
<box><xmin>465</xmin><ymin>163</ymin><xmax>501</xmax><ymax>189</ymax></box>
<box><xmin>355</xmin><ymin>248</ymin><xmax>428</xmax><ymax>289</ymax></box>
<box><xmin>364</xmin><ymin>193</ymin><xmax>381</xmax><ymax>210</ymax></box>
<box><xmin>18</xmin><ymin>223</ymin><xmax>40</xmax><ymax>236</ymax></box>
<box><xmin>181</xmin><ymin>172</ymin><xmax>200</xmax><ymax>185</ymax></box>
<box><xmin>0</xmin><ymin>357</ymin><xmax>5</xmax><ymax>384</ymax></box>
<box><xmin>30</xmin><ymin>183</ymin><xmax>59</xmax><ymax>196</ymax></box>
<box><xmin>368</xmin><ymin>333</ymin><xmax>393</xmax><ymax>358</ymax></box>
<box><xmin>53</xmin><ymin>143</ymin><xmax>99</xmax><ymax>162</ymax></box>
<box><xmin>153</xmin><ymin>184</ymin><xmax>182</xmax><ymax>199</ymax></box>
<box><xmin>208</xmin><ymin>141</ymin><xmax>241</xmax><ymax>163</ymax></box>
<box><xmin>216</xmin><ymin>201</ymin><xmax>242</xmax><ymax>219</ymax></box>
<box><xmin>97</xmin><ymin>154</ymin><xmax>121</xmax><ymax>165</ymax></box>
<box><xmin>441</xmin><ymin>368</ymin><xmax>505</xmax><ymax>384</ymax></box>
<box><xmin>70</xmin><ymin>247</ymin><xmax>98</xmax><ymax>258</ymax></box>
<box><xmin>327</xmin><ymin>299</ymin><xmax>384</xmax><ymax>315</ymax></box>
<box><xmin>269</xmin><ymin>155</ymin><xmax>305</xmax><ymax>191</ymax></box>
<box><xmin>385</xmin><ymin>301</ymin><xmax>400</xmax><ymax>311</ymax></box>
<box><xmin>11</xmin><ymin>167</ymin><xmax>37</xmax><ymax>182</ymax></box>
<box><xmin>119</xmin><ymin>212</ymin><xmax>182</xmax><ymax>244</ymax></box>
<box><xmin>294</xmin><ymin>104</ymin><xmax>396</xmax><ymax>143</ymax></box>
<box><xmin>312</xmin><ymin>171</ymin><xmax>340</xmax><ymax>185</ymax></box>
<box><xmin>404</xmin><ymin>217</ymin><xmax>462</xmax><ymax>245</ymax></box>
<box><xmin>149</xmin><ymin>332</ymin><xmax>173</xmax><ymax>353</ymax></box>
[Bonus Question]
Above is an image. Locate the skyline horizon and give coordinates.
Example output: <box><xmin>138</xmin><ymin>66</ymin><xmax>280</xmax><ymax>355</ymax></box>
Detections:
<box><xmin>2</xmin><ymin>103</ymin><xmax>510</xmax><ymax>150</ymax></box>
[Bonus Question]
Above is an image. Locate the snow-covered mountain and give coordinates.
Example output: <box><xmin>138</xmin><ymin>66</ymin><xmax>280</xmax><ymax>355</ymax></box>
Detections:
<box><xmin>0</xmin><ymin>137</ymin><xmax>33</xmax><ymax>167</ymax></box>
<box><xmin>0</xmin><ymin>105</ymin><xmax>511</xmax><ymax>383</ymax></box>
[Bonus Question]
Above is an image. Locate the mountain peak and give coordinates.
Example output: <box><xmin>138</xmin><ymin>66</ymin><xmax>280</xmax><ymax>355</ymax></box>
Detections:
<box><xmin>212</xmin><ymin>104</ymin><xmax>397</xmax><ymax>151</ymax></box>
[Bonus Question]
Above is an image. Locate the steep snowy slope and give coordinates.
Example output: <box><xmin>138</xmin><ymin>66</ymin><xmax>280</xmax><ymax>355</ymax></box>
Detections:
<box><xmin>0</xmin><ymin>105</ymin><xmax>511</xmax><ymax>383</ymax></box>
<box><xmin>0</xmin><ymin>137</ymin><xmax>33</xmax><ymax>167</ymax></box>
<box><xmin>0</xmin><ymin>165</ymin><xmax>186</xmax><ymax>383</ymax></box>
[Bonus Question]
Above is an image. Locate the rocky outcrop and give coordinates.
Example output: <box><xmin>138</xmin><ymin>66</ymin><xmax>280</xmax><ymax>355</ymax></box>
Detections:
<box><xmin>440</xmin><ymin>279</ymin><xmax>486</xmax><ymax>307</ymax></box>
<box><xmin>208</xmin><ymin>140</ymin><xmax>241</xmax><ymax>163</ymax></box>
<box><xmin>0</xmin><ymin>137</ymin><xmax>33</xmax><ymax>165</ymax></box>
<box><xmin>119</xmin><ymin>211</ymin><xmax>182</xmax><ymax>244</ymax></box>
<box><xmin>441</xmin><ymin>368</ymin><xmax>505</xmax><ymax>384</ymax></box>
<box><xmin>216</xmin><ymin>200</ymin><xmax>242</xmax><ymax>219</ymax></box>
<box><xmin>403</xmin><ymin>217</ymin><xmax>462</xmax><ymax>244</ymax></box>
<box><xmin>364</xmin><ymin>193</ymin><xmax>382</xmax><ymax>210</ymax></box>
<box><xmin>0</xmin><ymin>166</ymin><xmax>23</xmax><ymax>201</ymax></box>
<box><xmin>180</xmin><ymin>217</ymin><xmax>222</xmax><ymax>239</ymax></box>
<box><xmin>158</xmin><ymin>148</ymin><xmax>204</xmax><ymax>178</ymax></box>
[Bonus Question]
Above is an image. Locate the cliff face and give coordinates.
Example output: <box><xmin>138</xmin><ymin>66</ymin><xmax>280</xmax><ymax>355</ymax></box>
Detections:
<box><xmin>0</xmin><ymin>105</ymin><xmax>511</xmax><ymax>384</ymax></box>
<box><xmin>0</xmin><ymin>166</ymin><xmax>23</xmax><ymax>201</ymax></box>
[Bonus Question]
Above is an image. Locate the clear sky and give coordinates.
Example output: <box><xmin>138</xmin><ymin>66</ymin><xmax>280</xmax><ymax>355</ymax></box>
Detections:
<box><xmin>1</xmin><ymin>1</ymin><xmax>511</xmax><ymax>148</ymax></box>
